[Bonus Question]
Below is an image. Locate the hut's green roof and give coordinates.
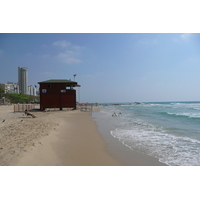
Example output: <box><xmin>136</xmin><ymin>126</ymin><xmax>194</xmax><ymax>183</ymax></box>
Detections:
<box><xmin>38</xmin><ymin>79</ymin><xmax>77</xmax><ymax>84</ymax></box>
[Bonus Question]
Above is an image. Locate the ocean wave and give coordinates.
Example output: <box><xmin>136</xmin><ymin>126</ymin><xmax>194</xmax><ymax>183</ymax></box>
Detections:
<box><xmin>167</xmin><ymin>112</ymin><xmax>200</xmax><ymax>118</ymax></box>
<box><xmin>138</xmin><ymin>102</ymin><xmax>200</xmax><ymax>110</ymax></box>
<box><xmin>99</xmin><ymin>103</ymin><xmax>200</xmax><ymax>166</ymax></box>
<box><xmin>111</xmin><ymin>128</ymin><xmax>200</xmax><ymax>166</ymax></box>
<box><xmin>171</xmin><ymin>103</ymin><xmax>200</xmax><ymax>110</ymax></box>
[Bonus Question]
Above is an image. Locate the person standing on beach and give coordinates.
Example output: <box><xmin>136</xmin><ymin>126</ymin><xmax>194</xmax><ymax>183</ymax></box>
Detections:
<box><xmin>112</xmin><ymin>112</ymin><xmax>117</xmax><ymax>117</ymax></box>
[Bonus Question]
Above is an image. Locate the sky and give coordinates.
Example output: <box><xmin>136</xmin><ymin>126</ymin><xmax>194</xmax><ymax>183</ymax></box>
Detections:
<box><xmin>0</xmin><ymin>33</ymin><xmax>200</xmax><ymax>103</ymax></box>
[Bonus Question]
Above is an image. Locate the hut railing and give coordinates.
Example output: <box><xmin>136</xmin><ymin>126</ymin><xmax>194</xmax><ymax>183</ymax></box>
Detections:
<box><xmin>80</xmin><ymin>104</ymin><xmax>93</xmax><ymax>112</ymax></box>
<box><xmin>14</xmin><ymin>104</ymin><xmax>36</xmax><ymax>112</ymax></box>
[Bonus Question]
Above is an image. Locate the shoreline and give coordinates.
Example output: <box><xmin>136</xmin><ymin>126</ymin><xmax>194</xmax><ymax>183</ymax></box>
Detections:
<box><xmin>1</xmin><ymin>105</ymin><xmax>166</xmax><ymax>166</ymax></box>
<box><xmin>93</xmin><ymin>110</ymin><xmax>167</xmax><ymax>166</ymax></box>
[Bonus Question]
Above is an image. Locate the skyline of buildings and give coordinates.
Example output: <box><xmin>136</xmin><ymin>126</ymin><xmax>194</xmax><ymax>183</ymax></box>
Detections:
<box><xmin>0</xmin><ymin>66</ymin><xmax>37</xmax><ymax>96</ymax></box>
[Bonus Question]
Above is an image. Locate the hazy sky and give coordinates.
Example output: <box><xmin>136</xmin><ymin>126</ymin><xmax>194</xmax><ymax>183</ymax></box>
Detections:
<box><xmin>0</xmin><ymin>33</ymin><xmax>200</xmax><ymax>103</ymax></box>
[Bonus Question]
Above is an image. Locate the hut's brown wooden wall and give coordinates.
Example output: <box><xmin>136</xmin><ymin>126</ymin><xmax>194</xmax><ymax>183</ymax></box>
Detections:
<box><xmin>39</xmin><ymin>83</ymin><xmax>76</xmax><ymax>110</ymax></box>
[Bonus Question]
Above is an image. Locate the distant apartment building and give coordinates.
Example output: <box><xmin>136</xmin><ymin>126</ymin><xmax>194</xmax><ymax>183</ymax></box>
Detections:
<box><xmin>0</xmin><ymin>82</ymin><xmax>19</xmax><ymax>94</ymax></box>
<box><xmin>18</xmin><ymin>66</ymin><xmax>28</xmax><ymax>94</ymax></box>
<box><xmin>1</xmin><ymin>67</ymin><xmax>37</xmax><ymax>96</ymax></box>
<box><xmin>5</xmin><ymin>82</ymin><xmax>19</xmax><ymax>93</ymax></box>
<box><xmin>28</xmin><ymin>85</ymin><xmax>36</xmax><ymax>96</ymax></box>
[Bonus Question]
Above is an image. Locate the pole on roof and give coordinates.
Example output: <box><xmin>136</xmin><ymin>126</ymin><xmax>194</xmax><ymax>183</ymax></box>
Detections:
<box><xmin>74</xmin><ymin>74</ymin><xmax>77</xmax><ymax>81</ymax></box>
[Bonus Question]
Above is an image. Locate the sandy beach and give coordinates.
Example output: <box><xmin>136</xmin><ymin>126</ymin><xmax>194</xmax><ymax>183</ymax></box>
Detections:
<box><xmin>0</xmin><ymin>105</ymin><xmax>166</xmax><ymax>166</ymax></box>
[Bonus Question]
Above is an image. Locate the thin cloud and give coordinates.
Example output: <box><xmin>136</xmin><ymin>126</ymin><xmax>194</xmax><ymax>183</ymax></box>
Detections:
<box><xmin>53</xmin><ymin>40</ymin><xmax>83</xmax><ymax>64</ymax></box>
<box><xmin>180</xmin><ymin>33</ymin><xmax>192</xmax><ymax>40</ymax></box>
<box><xmin>53</xmin><ymin>40</ymin><xmax>71</xmax><ymax>48</ymax></box>
<box><xmin>56</xmin><ymin>50</ymin><xmax>82</xmax><ymax>64</ymax></box>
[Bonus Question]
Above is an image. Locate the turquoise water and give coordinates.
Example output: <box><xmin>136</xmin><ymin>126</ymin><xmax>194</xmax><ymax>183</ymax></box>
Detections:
<box><xmin>97</xmin><ymin>102</ymin><xmax>200</xmax><ymax>166</ymax></box>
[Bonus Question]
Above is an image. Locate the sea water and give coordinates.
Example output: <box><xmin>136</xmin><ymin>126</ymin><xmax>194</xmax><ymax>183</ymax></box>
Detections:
<box><xmin>95</xmin><ymin>102</ymin><xmax>200</xmax><ymax>166</ymax></box>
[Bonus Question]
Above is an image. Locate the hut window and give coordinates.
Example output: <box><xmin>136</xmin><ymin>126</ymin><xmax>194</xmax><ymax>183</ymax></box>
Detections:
<box><xmin>61</xmin><ymin>90</ymin><xmax>66</xmax><ymax>93</ymax></box>
<box><xmin>66</xmin><ymin>86</ymin><xmax>71</xmax><ymax>89</ymax></box>
<box><xmin>48</xmin><ymin>84</ymin><xmax>51</xmax><ymax>88</ymax></box>
<box><xmin>42</xmin><ymin>89</ymin><xmax>47</xmax><ymax>94</ymax></box>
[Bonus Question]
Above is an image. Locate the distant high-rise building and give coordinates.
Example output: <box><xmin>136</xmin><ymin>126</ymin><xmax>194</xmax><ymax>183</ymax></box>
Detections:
<box><xmin>18</xmin><ymin>67</ymin><xmax>28</xmax><ymax>94</ymax></box>
<box><xmin>28</xmin><ymin>85</ymin><xmax>36</xmax><ymax>96</ymax></box>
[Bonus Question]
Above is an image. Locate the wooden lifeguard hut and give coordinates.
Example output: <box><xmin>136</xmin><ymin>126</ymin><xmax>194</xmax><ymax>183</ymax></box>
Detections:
<box><xmin>38</xmin><ymin>79</ymin><xmax>80</xmax><ymax>111</ymax></box>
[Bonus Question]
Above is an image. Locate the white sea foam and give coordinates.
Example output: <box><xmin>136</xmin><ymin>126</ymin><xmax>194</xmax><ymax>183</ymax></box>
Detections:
<box><xmin>167</xmin><ymin>112</ymin><xmax>200</xmax><ymax>118</ymax></box>
<box><xmin>111</xmin><ymin>127</ymin><xmax>200</xmax><ymax>166</ymax></box>
<box><xmin>171</xmin><ymin>102</ymin><xmax>200</xmax><ymax>110</ymax></box>
<box><xmin>99</xmin><ymin>102</ymin><xmax>200</xmax><ymax>166</ymax></box>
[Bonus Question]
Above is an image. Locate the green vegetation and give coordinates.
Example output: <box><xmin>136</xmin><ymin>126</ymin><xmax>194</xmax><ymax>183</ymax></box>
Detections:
<box><xmin>2</xmin><ymin>93</ymin><xmax>39</xmax><ymax>104</ymax></box>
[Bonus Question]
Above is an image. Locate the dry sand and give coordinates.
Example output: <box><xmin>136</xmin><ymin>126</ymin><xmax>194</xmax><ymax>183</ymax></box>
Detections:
<box><xmin>0</xmin><ymin>105</ymin><xmax>120</xmax><ymax>166</ymax></box>
<box><xmin>0</xmin><ymin>105</ymin><xmax>59</xmax><ymax>165</ymax></box>
<box><xmin>0</xmin><ymin>105</ymin><xmax>166</xmax><ymax>166</ymax></box>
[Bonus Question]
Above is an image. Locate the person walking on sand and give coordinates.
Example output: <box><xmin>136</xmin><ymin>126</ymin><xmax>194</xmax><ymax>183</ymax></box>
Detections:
<box><xmin>25</xmin><ymin>109</ymin><xmax>36</xmax><ymax>118</ymax></box>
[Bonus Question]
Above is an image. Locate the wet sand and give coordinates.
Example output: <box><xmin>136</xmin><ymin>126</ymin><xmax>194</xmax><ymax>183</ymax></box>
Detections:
<box><xmin>93</xmin><ymin>112</ymin><xmax>167</xmax><ymax>166</ymax></box>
